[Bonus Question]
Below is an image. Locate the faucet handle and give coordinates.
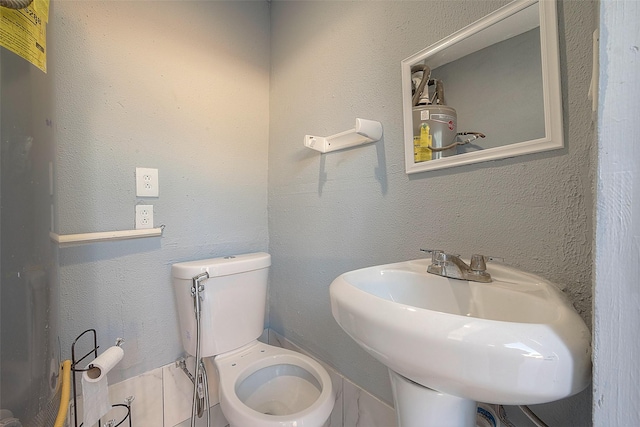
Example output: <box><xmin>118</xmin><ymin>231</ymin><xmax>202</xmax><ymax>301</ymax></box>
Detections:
<box><xmin>421</xmin><ymin>249</ymin><xmax>465</xmax><ymax>265</ymax></box>
<box><xmin>470</xmin><ymin>254</ymin><xmax>486</xmax><ymax>271</ymax></box>
<box><xmin>420</xmin><ymin>248</ymin><xmax>437</xmax><ymax>255</ymax></box>
<box><xmin>420</xmin><ymin>249</ymin><xmax>445</xmax><ymax>264</ymax></box>
<box><xmin>470</xmin><ymin>254</ymin><xmax>504</xmax><ymax>271</ymax></box>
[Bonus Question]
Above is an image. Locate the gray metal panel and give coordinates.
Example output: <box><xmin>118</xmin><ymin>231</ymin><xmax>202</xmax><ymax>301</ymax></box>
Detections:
<box><xmin>0</xmin><ymin>46</ymin><xmax>58</xmax><ymax>425</ymax></box>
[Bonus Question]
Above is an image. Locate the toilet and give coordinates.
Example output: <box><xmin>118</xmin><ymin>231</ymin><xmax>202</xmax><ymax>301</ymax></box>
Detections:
<box><xmin>172</xmin><ymin>252</ymin><xmax>335</xmax><ymax>427</ymax></box>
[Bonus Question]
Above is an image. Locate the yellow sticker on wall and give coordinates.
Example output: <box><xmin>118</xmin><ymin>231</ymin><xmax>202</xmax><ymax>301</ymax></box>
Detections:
<box><xmin>0</xmin><ymin>0</ymin><xmax>49</xmax><ymax>73</ymax></box>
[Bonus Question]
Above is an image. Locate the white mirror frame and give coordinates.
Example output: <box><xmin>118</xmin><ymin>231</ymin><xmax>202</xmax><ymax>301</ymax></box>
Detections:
<box><xmin>402</xmin><ymin>0</ymin><xmax>563</xmax><ymax>174</ymax></box>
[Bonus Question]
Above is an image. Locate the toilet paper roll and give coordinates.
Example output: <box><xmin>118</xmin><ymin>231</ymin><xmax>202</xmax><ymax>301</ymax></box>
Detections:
<box><xmin>82</xmin><ymin>346</ymin><xmax>124</xmax><ymax>383</ymax></box>
<box><xmin>82</xmin><ymin>346</ymin><xmax>124</xmax><ymax>426</ymax></box>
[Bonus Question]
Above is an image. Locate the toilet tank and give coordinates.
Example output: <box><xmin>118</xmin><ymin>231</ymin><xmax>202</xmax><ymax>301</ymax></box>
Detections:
<box><xmin>172</xmin><ymin>252</ymin><xmax>271</xmax><ymax>358</ymax></box>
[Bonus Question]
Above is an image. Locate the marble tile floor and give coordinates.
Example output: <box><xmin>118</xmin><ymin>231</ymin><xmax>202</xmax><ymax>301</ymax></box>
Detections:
<box><xmin>70</xmin><ymin>330</ymin><xmax>396</xmax><ymax>427</ymax></box>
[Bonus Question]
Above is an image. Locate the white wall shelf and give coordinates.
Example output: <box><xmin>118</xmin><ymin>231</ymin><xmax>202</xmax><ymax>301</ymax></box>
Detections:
<box><xmin>304</xmin><ymin>118</ymin><xmax>383</xmax><ymax>153</ymax></box>
<box><xmin>50</xmin><ymin>226</ymin><xmax>164</xmax><ymax>246</ymax></box>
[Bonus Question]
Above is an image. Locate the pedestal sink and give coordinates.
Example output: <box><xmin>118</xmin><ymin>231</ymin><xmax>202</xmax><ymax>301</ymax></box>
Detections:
<box><xmin>329</xmin><ymin>258</ymin><xmax>591</xmax><ymax>426</ymax></box>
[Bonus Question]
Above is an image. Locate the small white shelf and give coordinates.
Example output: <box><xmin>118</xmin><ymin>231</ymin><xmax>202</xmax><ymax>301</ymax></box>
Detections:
<box><xmin>304</xmin><ymin>118</ymin><xmax>383</xmax><ymax>153</ymax></box>
<box><xmin>50</xmin><ymin>227</ymin><xmax>164</xmax><ymax>246</ymax></box>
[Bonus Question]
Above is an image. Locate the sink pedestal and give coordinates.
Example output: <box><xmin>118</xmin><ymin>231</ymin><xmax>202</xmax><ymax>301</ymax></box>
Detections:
<box><xmin>389</xmin><ymin>370</ymin><xmax>477</xmax><ymax>427</ymax></box>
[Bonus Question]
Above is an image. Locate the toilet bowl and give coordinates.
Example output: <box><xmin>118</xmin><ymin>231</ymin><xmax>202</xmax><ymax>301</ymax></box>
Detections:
<box><xmin>215</xmin><ymin>341</ymin><xmax>334</xmax><ymax>427</ymax></box>
<box><xmin>172</xmin><ymin>252</ymin><xmax>334</xmax><ymax>427</ymax></box>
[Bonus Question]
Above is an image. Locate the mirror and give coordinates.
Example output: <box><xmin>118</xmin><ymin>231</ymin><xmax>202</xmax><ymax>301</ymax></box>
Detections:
<box><xmin>402</xmin><ymin>0</ymin><xmax>563</xmax><ymax>173</ymax></box>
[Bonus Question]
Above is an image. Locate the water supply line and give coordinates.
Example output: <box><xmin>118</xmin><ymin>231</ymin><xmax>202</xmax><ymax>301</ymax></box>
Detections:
<box><xmin>411</xmin><ymin>64</ymin><xmax>432</xmax><ymax>106</ymax></box>
<box><xmin>53</xmin><ymin>360</ymin><xmax>71</xmax><ymax>427</ymax></box>
<box><xmin>426</xmin><ymin>131</ymin><xmax>486</xmax><ymax>152</ymax></box>
<box><xmin>0</xmin><ymin>0</ymin><xmax>32</xmax><ymax>9</ymax></box>
<box><xmin>518</xmin><ymin>405</ymin><xmax>550</xmax><ymax>427</ymax></box>
<box><xmin>190</xmin><ymin>271</ymin><xmax>211</xmax><ymax>427</ymax></box>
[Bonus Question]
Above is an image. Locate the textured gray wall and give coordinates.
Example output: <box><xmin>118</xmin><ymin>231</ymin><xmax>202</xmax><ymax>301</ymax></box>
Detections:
<box><xmin>52</xmin><ymin>1</ymin><xmax>270</xmax><ymax>382</ymax></box>
<box><xmin>269</xmin><ymin>0</ymin><xmax>596</xmax><ymax>424</ymax></box>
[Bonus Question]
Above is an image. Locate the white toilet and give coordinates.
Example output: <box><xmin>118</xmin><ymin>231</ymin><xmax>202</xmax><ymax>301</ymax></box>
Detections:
<box><xmin>172</xmin><ymin>252</ymin><xmax>335</xmax><ymax>427</ymax></box>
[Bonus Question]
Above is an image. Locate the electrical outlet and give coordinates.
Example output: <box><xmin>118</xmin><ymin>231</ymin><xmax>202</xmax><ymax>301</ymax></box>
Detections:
<box><xmin>135</xmin><ymin>205</ymin><xmax>154</xmax><ymax>229</ymax></box>
<box><xmin>136</xmin><ymin>167</ymin><xmax>159</xmax><ymax>197</ymax></box>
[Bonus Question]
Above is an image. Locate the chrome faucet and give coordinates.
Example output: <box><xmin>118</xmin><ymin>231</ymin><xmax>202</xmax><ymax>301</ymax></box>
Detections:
<box><xmin>420</xmin><ymin>249</ymin><xmax>493</xmax><ymax>283</ymax></box>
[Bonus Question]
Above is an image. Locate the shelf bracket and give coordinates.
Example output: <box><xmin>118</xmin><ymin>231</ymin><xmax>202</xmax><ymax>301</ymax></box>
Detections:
<box><xmin>304</xmin><ymin>118</ymin><xmax>383</xmax><ymax>153</ymax></box>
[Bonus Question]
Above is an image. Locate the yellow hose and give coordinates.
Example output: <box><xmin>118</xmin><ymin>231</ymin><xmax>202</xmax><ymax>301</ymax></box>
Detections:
<box><xmin>54</xmin><ymin>360</ymin><xmax>71</xmax><ymax>427</ymax></box>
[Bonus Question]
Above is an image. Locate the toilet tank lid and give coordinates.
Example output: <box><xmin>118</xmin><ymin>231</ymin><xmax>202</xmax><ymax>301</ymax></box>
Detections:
<box><xmin>172</xmin><ymin>252</ymin><xmax>271</xmax><ymax>280</ymax></box>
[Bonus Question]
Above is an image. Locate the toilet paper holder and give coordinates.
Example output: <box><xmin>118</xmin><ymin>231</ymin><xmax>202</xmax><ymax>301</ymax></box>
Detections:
<box><xmin>70</xmin><ymin>329</ymin><xmax>134</xmax><ymax>427</ymax></box>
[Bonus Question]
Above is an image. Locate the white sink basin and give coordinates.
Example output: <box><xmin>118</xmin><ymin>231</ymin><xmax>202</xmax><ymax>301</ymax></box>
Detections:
<box><xmin>329</xmin><ymin>258</ymin><xmax>591</xmax><ymax>405</ymax></box>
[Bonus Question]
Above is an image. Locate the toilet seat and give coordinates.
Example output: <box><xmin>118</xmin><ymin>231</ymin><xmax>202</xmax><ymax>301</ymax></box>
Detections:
<box><xmin>215</xmin><ymin>341</ymin><xmax>334</xmax><ymax>427</ymax></box>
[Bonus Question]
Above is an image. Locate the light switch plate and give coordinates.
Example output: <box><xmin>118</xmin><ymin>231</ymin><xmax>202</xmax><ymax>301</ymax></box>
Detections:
<box><xmin>136</xmin><ymin>167</ymin><xmax>159</xmax><ymax>197</ymax></box>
